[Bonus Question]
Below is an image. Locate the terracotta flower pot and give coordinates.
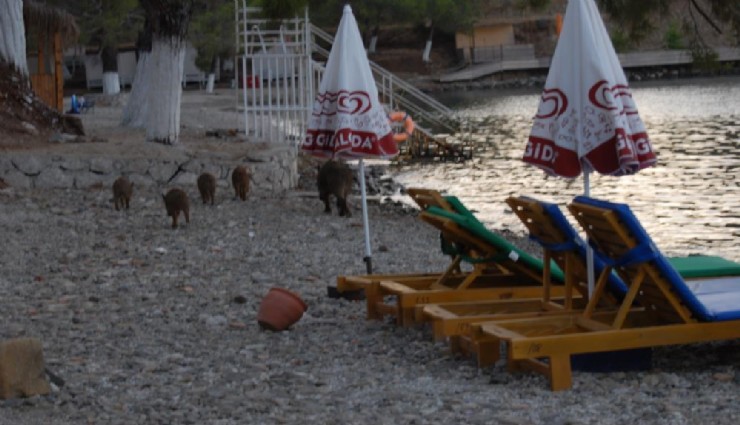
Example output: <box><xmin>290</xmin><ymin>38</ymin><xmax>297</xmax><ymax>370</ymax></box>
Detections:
<box><xmin>257</xmin><ymin>287</ymin><xmax>308</xmax><ymax>331</ymax></box>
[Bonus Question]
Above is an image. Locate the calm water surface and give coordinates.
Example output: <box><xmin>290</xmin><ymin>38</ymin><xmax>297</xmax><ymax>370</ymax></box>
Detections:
<box><xmin>392</xmin><ymin>77</ymin><xmax>740</xmax><ymax>261</ymax></box>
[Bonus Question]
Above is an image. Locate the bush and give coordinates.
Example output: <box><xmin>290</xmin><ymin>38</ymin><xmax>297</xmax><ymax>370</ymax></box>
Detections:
<box><xmin>610</xmin><ymin>29</ymin><xmax>630</xmax><ymax>53</ymax></box>
<box><xmin>664</xmin><ymin>21</ymin><xmax>684</xmax><ymax>49</ymax></box>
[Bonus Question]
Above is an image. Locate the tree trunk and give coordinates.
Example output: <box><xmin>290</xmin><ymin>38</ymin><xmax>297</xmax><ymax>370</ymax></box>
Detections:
<box><xmin>205</xmin><ymin>56</ymin><xmax>217</xmax><ymax>93</ymax></box>
<box><xmin>0</xmin><ymin>0</ymin><xmax>29</xmax><ymax>78</ymax></box>
<box><xmin>101</xmin><ymin>45</ymin><xmax>121</xmax><ymax>95</ymax></box>
<box><xmin>423</xmin><ymin>26</ymin><xmax>434</xmax><ymax>63</ymax></box>
<box><xmin>121</xmin><ymin>51</ymin><xmax>150</xmax><ymax>127</ymax></box>
<box><xmin>205</xmin><ymin>73</ymin><xmax>215</xmax><ymax>93</ymax></box>
<box><xmin>145</xmin><ymin>36</ymin><xmax>185</xmax><ymax>144</ymax></box>
<box><xmin>368</xmin><ymin>26</ymin><xmax>379</xmax><ymax>54</ymax></box>
<box><xmin>138</xmin><ymin>0</ymin><xmax>193</xmax><ymax>144</ymax></box>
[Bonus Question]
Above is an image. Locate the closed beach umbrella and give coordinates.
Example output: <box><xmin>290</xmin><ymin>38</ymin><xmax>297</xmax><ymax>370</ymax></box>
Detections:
<box><xmin>302</xmin><ymin>4</ymin><xmax>398</xmax><ymax>273</ymax></box>
<box><xmin>523</xmin><ymin>0</ymin><xmax>657</xmax><ymax>293</ymax></box>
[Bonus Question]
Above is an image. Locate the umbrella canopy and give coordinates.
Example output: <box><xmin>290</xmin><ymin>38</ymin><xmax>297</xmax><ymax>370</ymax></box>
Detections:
<box><xmin>303</xmin><ymin>5</ymin><xmax>398</xmax><ymax>274</ymax></box>
<box><xmin>524</xmin><ymin>0</ymin><xmax>656</xmax><ymax>178</ymax></box>
<box><xmin>302</xmin><ymin>5</ymin><xmax>396</xmax><ymax>159</ymax></box>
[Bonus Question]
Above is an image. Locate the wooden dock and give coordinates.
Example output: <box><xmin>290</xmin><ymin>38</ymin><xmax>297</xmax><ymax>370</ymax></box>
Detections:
<box><xmin>397</xmin><ymin>126</ymin><xmax>474</xmax><ymax>163</ymax></box>
<box><xmin>440</xmin><ymin>47</ymin><xmax>740</xmax><ymax>83</ymax></box>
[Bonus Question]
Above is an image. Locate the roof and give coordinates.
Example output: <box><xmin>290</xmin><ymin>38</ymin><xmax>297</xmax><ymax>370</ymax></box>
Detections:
<box><xmin>23</xmin><ymin>0</ymin><xmax>79</xmax><ymax>45</ymax></box>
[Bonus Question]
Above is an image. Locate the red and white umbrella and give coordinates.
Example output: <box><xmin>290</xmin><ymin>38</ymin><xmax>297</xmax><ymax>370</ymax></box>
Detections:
<box><xmin>525</xmin><ymin>0</ymin><xmax>656</xmax><ymax>178</ymax></box>
<box><xmin>523</xmin><ymin>0</ymin><xmax>657</xmax><ymax>293</ymax></box>
<box><xmin>302</xmin><ymin>4</ymin><xmax>397</xmax><ymax>273</ymax></box>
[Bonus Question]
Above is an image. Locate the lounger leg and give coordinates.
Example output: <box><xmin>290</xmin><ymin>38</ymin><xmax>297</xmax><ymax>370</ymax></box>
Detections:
<box><xmin>399</xmin><ymin>304</ymin><xmax>415</xmax><ymax>327</ymax></box>
<box><xmin>365</xmin><ymin>282</ymin><xmax>381</xmax><ymax>320</ymax></box>
<box><xmin>548</xmin><ymin>354</ymin><xmax>572</xmax><ymax>391</ymax></box>
<box><xmin>432</xmin><ymin>320</ymin><xmax>446</xmax><ymax>341</ymax></box>
<box><xmin>476</xmin><ymin>338</ymin><xmax>500</xmax><ymax>368</ymax></box>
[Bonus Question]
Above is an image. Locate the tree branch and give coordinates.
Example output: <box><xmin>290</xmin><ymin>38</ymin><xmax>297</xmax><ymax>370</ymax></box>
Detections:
<box><xmin>689</xmin><ymin>0</ymin><xmax>723</xmax><ymax>35</ymax></box>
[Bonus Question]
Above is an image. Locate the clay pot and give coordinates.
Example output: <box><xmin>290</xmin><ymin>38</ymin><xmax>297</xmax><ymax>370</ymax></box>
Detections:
<box><xmin>257</xmin><ymin>287</ymin><xmax>308</xmax><ymax>331</ymax></box>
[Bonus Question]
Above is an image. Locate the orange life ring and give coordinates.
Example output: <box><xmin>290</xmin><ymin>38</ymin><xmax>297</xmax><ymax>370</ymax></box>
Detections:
<box><xmin>388</xmin><ymin>111</ymin><xmax>414</xmax><ymax>143</ymax></box>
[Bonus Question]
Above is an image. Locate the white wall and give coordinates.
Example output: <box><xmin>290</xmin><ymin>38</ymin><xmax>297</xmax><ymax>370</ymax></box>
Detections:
<box><xmin>70</xmin><ymin>42</ymin><xmax>207</xmax><ymax>90</ymax></box>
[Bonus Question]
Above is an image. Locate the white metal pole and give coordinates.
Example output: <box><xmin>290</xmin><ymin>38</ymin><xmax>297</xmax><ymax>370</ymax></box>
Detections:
<box><xmin>584</xmin><ymin>170</ymin><xmax>595</xmax><ymax>298</ymax></box>
<box><xmin>358</xmin><ymin>159</ymin><xmax>373</xmax><ymax>274</ymax></box>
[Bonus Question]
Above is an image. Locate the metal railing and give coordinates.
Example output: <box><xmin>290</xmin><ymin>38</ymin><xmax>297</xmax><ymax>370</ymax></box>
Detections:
<box><xmin>234</xmin><ymin>3</ymin><xmax>312</xmax><ymax>144</ymax></box>
<box><xmin>235</xmin><ymin>3</ymin><xmax>470</xmax><ymax>160</ymax></box>
<box><xmin>310</xmin><ymin>24</ymin><xmax>461</xmax><ymax>136</ymax></box>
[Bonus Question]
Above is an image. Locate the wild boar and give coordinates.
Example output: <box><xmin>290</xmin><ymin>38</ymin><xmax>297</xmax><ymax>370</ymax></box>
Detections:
<box><xmin>317</xmin><ymin>160</ymin><xmax>353</xmax><ymax>217</ymax></box>
<box><xmin>231</xmin><ymin>165</ymin><xmax>251</xmax><ymax>201</ymax></box>
<box><xmin>162</xmin><ymin>188</ymin><xmax>190</xmax><ymax>229</ymax></box>
<box><xmin>197</xmin><ymin>172</ymin><xmax>217</xmax><ymax>205</ymax></box>
<box><xmin>112</xmin><ymin>176</ymin><xmax>133</xmax><ymax>211</ymax></box>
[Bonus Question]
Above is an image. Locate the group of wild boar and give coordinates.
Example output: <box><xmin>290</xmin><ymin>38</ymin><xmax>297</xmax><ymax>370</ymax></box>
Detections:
<box><xmin>111</xmin><ymin>165</ymin><xmax>252</xmax><ymax>229</ymax></box>
<box><xmin>110</xmin><ymin>159</ymin><xmax>355</xmax><ymax>228</ymax></box>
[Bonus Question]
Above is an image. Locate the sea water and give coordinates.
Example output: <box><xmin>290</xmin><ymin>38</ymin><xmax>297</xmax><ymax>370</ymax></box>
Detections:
<box><xmin>392</xmin><ymin>76</ymin><xmax>740</xmax><ymax>261</ymax></box>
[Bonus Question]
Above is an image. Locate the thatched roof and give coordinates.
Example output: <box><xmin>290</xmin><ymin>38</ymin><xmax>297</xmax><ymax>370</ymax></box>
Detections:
<box><xmin>23</xmin><ymin>0</ymin><xmax>79</xmax><ymax>45</ymax></box>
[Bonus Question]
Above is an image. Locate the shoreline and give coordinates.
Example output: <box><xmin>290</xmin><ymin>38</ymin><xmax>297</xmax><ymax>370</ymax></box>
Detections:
<box><xmin>408</xmin><ymin>65</ymin><xmax>740</xmax><ymax>93</ymax></box>
<box><xmin>1</xmin><ymin>88</ymin><xmax>738</xmax><ymax>424</ymax></box>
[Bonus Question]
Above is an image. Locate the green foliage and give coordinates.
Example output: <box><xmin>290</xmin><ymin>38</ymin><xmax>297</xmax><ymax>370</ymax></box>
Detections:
<box><xmin>598</xmin><ymin>0</ymin><xmax>666</xmax><ymax>46</ymax></box>
<box><xmin>704</xmin><ymin>0</ymin><xmax>740</xmax><ymax>45</ymax></box>
<box><xmin>257</xmin><ymin>0</ymin><xmax>309</xmax><ymax>21</ymax></box>
<box><xmin>140</xmin><ymin>0</ymin><xmax>195</xmax><ymax>40</ymax></box>
<box><xmin>689</xmin><ymin>40</ymin><xmax>720</xmax><ymax>72</ymax></box>
<box><xmin>46</xmin><ymin>0</ymin><xmax>143</xmax><ymax>48</ymax></box>
<box><xmin>610</xmin><ymin>28</ymin><xmax>630</xmax><ymax>53</ymax></box>
<box><xmin>515</xmin><ymin>0</ymin><xmax>551</xmax><ymax>11</ymax></box>
<box><xmin>415</xmin><ymin>0</ymin><xmax>482</xmax><ymax>34</ymax></box>
<box><xmin>664</xmin><ymin>20</ymin><xmax>684</xmax><ymax>49</ymax></box>
<box><xmin>189</xmin><ymin>0</ymin><xmax>234</xmax><ymax>72</ymax></box>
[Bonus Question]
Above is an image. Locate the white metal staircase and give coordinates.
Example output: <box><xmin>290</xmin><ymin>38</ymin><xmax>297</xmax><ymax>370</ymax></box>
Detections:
<box><xmin>234</xmin><ymin>2</ymin><xmax>471</xmax><ymax>161</ymax></box>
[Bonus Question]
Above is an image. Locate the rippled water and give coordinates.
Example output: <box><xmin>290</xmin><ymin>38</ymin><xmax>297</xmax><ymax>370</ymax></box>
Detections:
<box><xmin>392</xmin><ymin>77</ymin><xmax>740</xmax><ymax>261</ymax></box>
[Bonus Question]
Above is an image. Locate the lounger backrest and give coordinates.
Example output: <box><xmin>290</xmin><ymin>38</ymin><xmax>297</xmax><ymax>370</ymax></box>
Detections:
<box><xmin>407</xmin><ymin>188</ymin><xmax>454</xmax><ymax>212</ymax></box>
<box><xmin>569</xmin><ymin>196</ymin><xmax>724</xmax><ymax>323</ymax></box>
<box><xmin>422</xmin><ymin>206</ymin><xmax>565</xmax><ymax>284</ymax></box>
<box><xmin>507</xmin><ymin>196</ymin><xmax>628</xmax><ymax>299</ymax></box>
<box><xmin>406</xmin><ymin>188</ymin><xmax>480</xmax><ymax>223</ymax></box>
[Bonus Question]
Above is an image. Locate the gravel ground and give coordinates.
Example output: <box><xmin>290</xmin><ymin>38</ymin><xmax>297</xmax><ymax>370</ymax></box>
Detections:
<box><xmin>1</xmin><ymin>89</ymin><xmax>738</xmax><ymax>424</ymax></box>
<box><xmin>1</xmin><ymin>182</ymin><xmax>739</xmax><ymax>425</ymax></box>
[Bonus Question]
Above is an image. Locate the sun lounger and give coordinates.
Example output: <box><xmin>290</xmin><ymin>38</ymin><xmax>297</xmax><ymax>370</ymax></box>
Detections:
<box><xmin>335</xmin><ymin>188</ymin><xmax>491</xmax><ymax>300</ymax></box>
<box><xmin>422</xmin><ymin>196</ymin><xmax>625</xmax><ymax>347</ymax></box>
<box><xmin>423</xmin><ymin>195</ymin><xmax>635</xmax><ymax>366</ymax></box>
<box><xmin>353</xmin><ymin>201</ymin><xmax>571</xmax><ymax>326</ymax></box>
<box><xmin>426</xmin><ymin>196</ymin><xmax>734</xmax><ymax>366</ymax></box>
<box><xmin>336</xmin><ymin>188</ymin><xmax>562</xmax><ymax>325</ymax></box>
<box><xmin>477</xmin><ymin>196</ymin><xmax>740</xmax><ymax>390</ymax></box>
<box><xmin>336</xmin><ymin>188</ymin><xmax>474</xmax><ymax>291</ymax></box>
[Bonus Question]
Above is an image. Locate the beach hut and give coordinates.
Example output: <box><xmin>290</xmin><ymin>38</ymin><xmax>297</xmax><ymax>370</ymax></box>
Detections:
<box><xmin>23</xmin><ymin>0</ymin><xmax>79</xmax><ymax>112</ymax></box>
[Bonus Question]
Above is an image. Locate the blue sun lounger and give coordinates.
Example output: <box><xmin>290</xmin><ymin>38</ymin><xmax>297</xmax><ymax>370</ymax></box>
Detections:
<box><xmin>422</xmin><ymin>196</ymin><xmax>627</xmax><ymax>345</ymax></box>
<box><xmin>477</xmin><ymin>196</ymin><xmax>740</xmax><ymax>390</ymax></box>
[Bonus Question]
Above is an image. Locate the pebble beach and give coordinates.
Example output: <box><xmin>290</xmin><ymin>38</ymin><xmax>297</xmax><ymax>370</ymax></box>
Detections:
<box><xmin>1</xmin><ymin>90</ymin><xmax>739</xmax><ymax>425</ymax></box>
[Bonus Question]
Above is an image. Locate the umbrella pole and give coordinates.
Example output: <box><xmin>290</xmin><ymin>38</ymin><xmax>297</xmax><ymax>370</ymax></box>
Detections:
<box><xmin>358</xmin><ymin>159</ymin><xmax>373</xmax><ymax>274</ymax></box>
<box><xmin>584</xmin><ymin>171</ymin><xmax>595</xmax><ymax>298</ymax></box>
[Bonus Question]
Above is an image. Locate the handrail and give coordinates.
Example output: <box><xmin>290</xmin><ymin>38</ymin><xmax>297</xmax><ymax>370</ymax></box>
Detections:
<box><xmin>309</xmin><ymin>24</ymin><xmax>460</xmax><ymax>134</ymax></box>
<box><xmin>234</xmin><ymin>2</ymin><xmax>471</xmax><ymax>161</ymax></box>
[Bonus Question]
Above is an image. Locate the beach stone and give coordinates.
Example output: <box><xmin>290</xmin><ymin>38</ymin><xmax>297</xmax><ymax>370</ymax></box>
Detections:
<box><xmin>121</xmin><ymin>158</ymin><xmax>152</xmax><ymax>175</ymax></box>
<box><xmin>1</xmin><ymin>169</ymin><xmax>32</xmax><ymax>189</ymax></box>
<box><xmin>0</xmin><ymin>338</ymin><xmax>51</xmax><ymax>399</ymax></box>
<box><xmin>58</xmin><ymin>157</ymin><xmax>88</xmax><ymax>172</ymax></box>
<box><xmin>146</xmin><ymin>161</ymin><xmax>180</xmax><ymax>183</ymax></box>
<box><xmin>74</xmin><ymin>172</ymin><xmax>111</xmax><ymax>189</ymax></box>
<box><xmin>11</xmin><ymin>155</ymin><xmax>45</xmax><ymax>176</ymax></box>
<box><xmin>90</xmin><ymin>158</ymin><xmax>114</xmax><ymax>174</ymax></box>
<box><xmin>36</xmin><ymin>167</ymin><xmax>74</xmax><ymax>189</ymax></box>
<box><xmin>170</xmin><ymin>170</ymin><xmax>198</xmax><ymax>186</ymax></box>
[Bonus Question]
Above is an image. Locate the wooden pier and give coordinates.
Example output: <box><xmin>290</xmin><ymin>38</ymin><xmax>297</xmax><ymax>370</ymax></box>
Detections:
<box><xmin>440</xmin><ymin>47</ymin><xmax>740</xmax><ymax>83</ymax></box>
